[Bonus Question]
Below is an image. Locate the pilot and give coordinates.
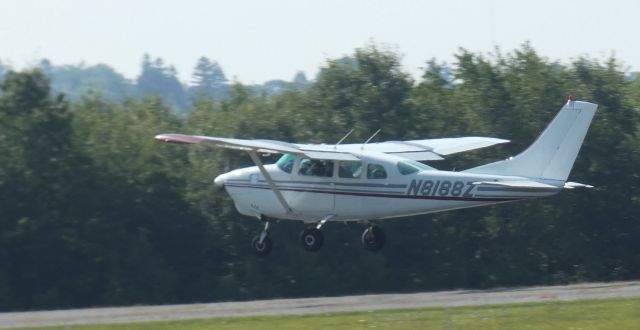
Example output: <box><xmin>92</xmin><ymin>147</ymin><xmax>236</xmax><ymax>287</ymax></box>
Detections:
<box><xmin>310</xmin><ymin>161</ymin><xmax>326</xmax><ymax>176</ymax></box>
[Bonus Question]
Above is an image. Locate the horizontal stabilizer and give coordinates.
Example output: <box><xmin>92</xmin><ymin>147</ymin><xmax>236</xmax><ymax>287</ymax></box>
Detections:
<box><xmin>472</xmin><ymin>180</ymin><xmax>561</xmax><ymax>189</ymax></box>
<box><xmin>564</xmin><ymin>182</ymin><xmax>594</xmax><ymax>189</ymax></box>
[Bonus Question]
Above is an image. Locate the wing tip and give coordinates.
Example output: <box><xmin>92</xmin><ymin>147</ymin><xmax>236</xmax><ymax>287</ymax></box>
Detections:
<box><xmin>154</xmin><ymin>133</ymin><xmax>203</xmax><ymax>144</ymax></box>
<box><xmin>490</xmin><ymin>137</ymin><xmax>510</xmax><ymax>144</ymax></box>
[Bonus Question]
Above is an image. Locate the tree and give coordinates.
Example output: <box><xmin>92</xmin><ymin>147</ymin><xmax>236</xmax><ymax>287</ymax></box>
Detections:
<box><xmin>0</xmin><ymin>69</ymin><xmax>93</xmax><ymax>309</ymax></box>
<box><xmin>304</xmin><ymin>45</ymin><xmax>413</xmax><ymax>142</ymax></box>
<box><xmin>293</xmin><ymin>71</ymin><xmax>308</xmax><ymax>85</ymax></box>
<box><xmin>136</xmin><ymin>54</ymin><xmax>189</xmax><ymax>113</ymax></box>
<box><xmin>39</xmin><ymin>60</ymin><xmax>133</xmax><ymax>102</ymax></box>
<box><xmin>191</xmin><ymin>57</ymin><xmax>228</xmax><ymax>99</ymax></box>
<box><xmin>71</xmin><ymin>95</ymin><xmax>232</xmax><ymax>306</ymax></box>
<box><xmin>408</xmin><ymin>60</ymin><xmax>462</xmax><ymax>139</ymax></box>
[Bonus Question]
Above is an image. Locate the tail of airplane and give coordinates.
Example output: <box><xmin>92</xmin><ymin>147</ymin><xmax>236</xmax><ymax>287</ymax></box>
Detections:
<box><xmin>465</xmin><ymin>99</ymin><xmax>598</xmax><ymax>182</ymax></box>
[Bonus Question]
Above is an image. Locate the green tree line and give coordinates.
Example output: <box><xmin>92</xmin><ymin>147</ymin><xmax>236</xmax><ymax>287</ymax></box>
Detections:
<box><xmin>26</xmin><ymin>55</ymin><xmax>308</xmax><ymax>115</ymax></box>
<box><xmin>0</xmin><ymin>44</ymin><xmax>639</xmax><ymax>311</ymax></box>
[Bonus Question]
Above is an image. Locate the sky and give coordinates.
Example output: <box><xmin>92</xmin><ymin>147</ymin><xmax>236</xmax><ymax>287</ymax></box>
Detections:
<box><xmin>1</xmin><ymin>0</ymin><xmax>639</xmax><ymax>84</ymax></box>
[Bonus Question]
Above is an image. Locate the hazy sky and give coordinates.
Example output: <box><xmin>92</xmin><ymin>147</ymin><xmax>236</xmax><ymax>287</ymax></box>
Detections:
<box><xmin>1</xmin><ymin>0</ymin><xmax>638</xmax><ymax>84</ymax></box>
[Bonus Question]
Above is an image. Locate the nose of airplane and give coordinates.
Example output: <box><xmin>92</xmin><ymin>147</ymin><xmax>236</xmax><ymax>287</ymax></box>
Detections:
<box><xmin>214</xmin><ymin>173</ymin><xmax>227</xmax><ymax>187</ymax></box>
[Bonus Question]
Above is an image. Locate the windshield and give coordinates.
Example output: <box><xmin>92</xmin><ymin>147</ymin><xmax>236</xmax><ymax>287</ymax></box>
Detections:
<box><xmin>276</xmin><ymin>154</ymin><xmax>295</xmax><ymax>173</ymax></box>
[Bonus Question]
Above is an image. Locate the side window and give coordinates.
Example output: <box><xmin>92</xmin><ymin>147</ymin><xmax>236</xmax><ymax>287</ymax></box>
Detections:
<box><xmin>367</xmin><ymin>164</ymin><xmax>387</xmax><ymax>179</ymax></box>
<box><xmin>338</xmin><ymin>161</ymin><xmax>362</xmax><ymax>179</ymax></box>
<box><xmin>397</xmin><ymin>161</ymin><xmax>420</xmax><ymax>175</ymax></box>
<box><xmin>298</xmin><ymin>158</ymin><xmax>334</xmax><ymax>177</ymax></box>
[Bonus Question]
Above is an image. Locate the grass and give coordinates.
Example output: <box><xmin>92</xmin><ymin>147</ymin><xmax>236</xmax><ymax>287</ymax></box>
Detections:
<box><xmin>23</xmin><ymin>296</ymin><xmax>640</xmax><ymax>330</ymax></box>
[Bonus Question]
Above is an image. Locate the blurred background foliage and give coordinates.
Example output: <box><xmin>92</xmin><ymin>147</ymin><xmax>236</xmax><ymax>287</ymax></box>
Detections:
<box><xmin>0</xmin><ymin>44</ymin><xmax>639</xmax><ymax>311</ymax></box>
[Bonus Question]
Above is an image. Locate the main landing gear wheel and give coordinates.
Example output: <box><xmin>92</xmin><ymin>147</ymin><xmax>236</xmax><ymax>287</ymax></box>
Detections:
<box><xmin>300</xmin><ymin>227</ymin><xmax>324</xmax><ymax>252</ymax></box>
<box><xmin>252</xmin><ymin>235</ymin><xmax>273</xmax><ymax>257</ymax></box>
<box><xmin>361</xmin><ymin>225</ymin><xmax>386</xmax><ymax>252</ymax></box>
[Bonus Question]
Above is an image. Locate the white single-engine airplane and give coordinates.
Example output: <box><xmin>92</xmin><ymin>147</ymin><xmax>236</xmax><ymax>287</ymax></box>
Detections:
<box><xmin>156</xmin><ymin>98</ymin><xmax>597</xmax><ymax>256</ymax></box>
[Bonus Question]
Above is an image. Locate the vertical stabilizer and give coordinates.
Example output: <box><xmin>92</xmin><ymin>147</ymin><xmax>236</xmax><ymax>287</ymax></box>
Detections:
<box><xmin>465</xmin><ymin>100</ymin><xmax>598</xmax><ymax>181</ymax></box>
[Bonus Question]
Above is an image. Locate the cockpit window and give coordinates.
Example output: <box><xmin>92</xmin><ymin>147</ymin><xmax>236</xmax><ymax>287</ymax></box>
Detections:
<box><xmin>367</xmin><ymin>164</ymin><xmax>387</xmax><ymax>179</ymax></box>
<box><xmin>338</xmin><ymin>161</ymin><xmax>362</xmax><ymax>179</ymax></box>
<box><xmin>298</xmin><ymin>158</ymin><xmax>334</xmax><ymax>177</ymax></box>
<box><xmin>276</xmin><ymin>153</ymin><xmax>295</xmax><ymax>173</ymax></box>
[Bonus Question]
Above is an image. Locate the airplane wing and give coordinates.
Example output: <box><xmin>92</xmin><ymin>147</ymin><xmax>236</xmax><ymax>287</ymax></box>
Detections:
<box><xmin>296</xmin><ymin>137</ymin><xmax>509</xmax><ymax>161</ymax></box>
<box><xmin>156</xmin><ymin>134</ymin><xmax>508</xmax><ymax>161</ymax></box>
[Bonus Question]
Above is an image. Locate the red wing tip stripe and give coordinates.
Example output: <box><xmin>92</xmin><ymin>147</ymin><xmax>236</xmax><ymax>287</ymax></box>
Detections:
<box><xmin>155</xmin><ymin>134</ymin><xmax>203</xmax><ymax>144</ymax></box>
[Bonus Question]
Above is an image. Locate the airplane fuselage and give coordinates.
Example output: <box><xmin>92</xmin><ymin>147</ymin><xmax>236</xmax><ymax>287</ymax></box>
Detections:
<box><xmin>215</xmin><ymin>153</ymin><xmax>562</xmax><ymax>223</ymax></box>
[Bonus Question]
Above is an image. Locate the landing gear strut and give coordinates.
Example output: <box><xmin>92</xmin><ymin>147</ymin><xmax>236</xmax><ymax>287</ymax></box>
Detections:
<box><xmin>361</xmin><ymin>225</ymin><xmax>386</xmax><ymax>251</ymax></box>
<box><xmin>252</xmin><ymin>220</ymin><xmax>273</xmax><ymax>257</ymax></box>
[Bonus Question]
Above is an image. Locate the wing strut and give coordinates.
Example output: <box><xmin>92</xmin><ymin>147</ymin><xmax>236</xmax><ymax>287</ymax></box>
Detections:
<box><xmin>247</xmin><ymin>150</ymin><xmax>293</xmax><ymax>214</ymax></box>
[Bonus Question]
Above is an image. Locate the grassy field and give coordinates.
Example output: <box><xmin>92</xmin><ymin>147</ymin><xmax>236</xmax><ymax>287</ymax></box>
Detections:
<box><xmin>23</xmin><ymin>297</ymin><xmax>640</xmax><ymax>330</ymax></box>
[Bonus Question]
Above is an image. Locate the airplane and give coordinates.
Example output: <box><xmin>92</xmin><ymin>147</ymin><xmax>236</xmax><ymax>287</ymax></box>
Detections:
<box><xmin>155</xmin><ymin>97</ymin><xmax>597</xmax><ymax>256</ymax></box>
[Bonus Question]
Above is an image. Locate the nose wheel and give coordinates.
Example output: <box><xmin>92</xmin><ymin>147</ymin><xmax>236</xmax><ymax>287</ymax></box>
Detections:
<box><xmin>252</xmin><ymin>219</ymin><xmax>273</xmax><ymax>257</ymax></box>
<box><xmin>300</xmin><ymin>227</ymin><xmax>324</xmax><ymax>252</ymax></box>
<box><xmin>361</xmin><ymin>225</ymin><xmax>386</xmax><ymax>251</ymax></box>
<box><xmin>252</xmin><ymin>234</ymin><xmax>272</xmax><ymax>256</ymax></box>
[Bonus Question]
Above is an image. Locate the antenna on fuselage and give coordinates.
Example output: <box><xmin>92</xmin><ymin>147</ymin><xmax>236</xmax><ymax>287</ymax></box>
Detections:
<box><xmin>361</xmin><ymin>129</ymin><xmax>381</xmax><ymax>150</ymax></box>
<box><xmin>334</xmin><ymin>129</ymin><xmax>354</xmax><ymax>150</ymax></box>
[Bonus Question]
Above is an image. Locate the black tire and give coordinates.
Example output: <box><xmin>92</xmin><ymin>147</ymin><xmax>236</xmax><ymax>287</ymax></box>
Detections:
<box><xmin>252</xmin><ymin>235</ymin><xmax>273</xmax><ymax>257</ymax></box>
<box><xmin>300</xmin><ymin>227</ymin><xmax>324</xmax><ymax>252</ymax></box>
<box><xmin>361</xmin><ymin>225</ymin><xmax>386</xmax><ymax>252</ymax></box>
